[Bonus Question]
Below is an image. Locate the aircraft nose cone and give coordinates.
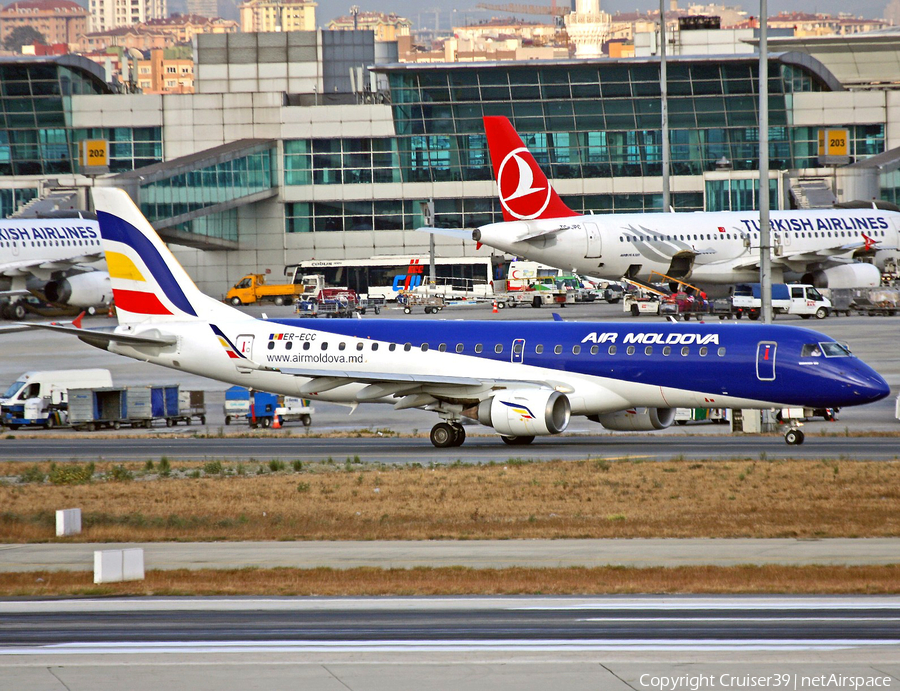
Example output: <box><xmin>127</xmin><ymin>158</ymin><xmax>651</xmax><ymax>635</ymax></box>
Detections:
<box><xmin>853</xmin><ymin>369</ymin><xmax>891</xmax><ymax>404</ymax></box>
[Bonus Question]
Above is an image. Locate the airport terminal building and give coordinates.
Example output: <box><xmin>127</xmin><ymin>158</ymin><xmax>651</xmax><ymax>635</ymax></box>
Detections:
<box><xmin>2</xmin><ymin>29</ymin><xmax>900</xmax><ymax>294</ymax></box>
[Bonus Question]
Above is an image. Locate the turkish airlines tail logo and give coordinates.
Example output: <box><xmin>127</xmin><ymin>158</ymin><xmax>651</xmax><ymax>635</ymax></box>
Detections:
<box><xmin>484</xmin><ymin>116</ymin><xmax>577</xmax><ymax>222</ymax></box>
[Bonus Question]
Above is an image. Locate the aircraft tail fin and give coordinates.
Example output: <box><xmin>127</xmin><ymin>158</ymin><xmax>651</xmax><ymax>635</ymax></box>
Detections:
<box><xmin>483</xmin><ymin>116</ymin><xmax>577</xmax><ymax>222</ymax></box>
<box><xmin>91</xmin><ymin>187</ymin><xmax>243</xmax><ymax>326</ymax></box>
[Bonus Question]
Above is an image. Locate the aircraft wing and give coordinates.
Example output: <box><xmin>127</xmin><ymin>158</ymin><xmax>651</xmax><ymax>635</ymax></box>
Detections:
<box><xmin>19</xmin><ymin>322</ymin><xmax>177</xmax><ymax>348</ymax></box>
<box><xmin>276</xmin><ymin>366</ymin><xmax>573</xmax><ymax>407</ymax></box>
<box><xmin>0</xmin><ymin>254</ymin><xmax>104</xmax><ymax>278</ymax></box>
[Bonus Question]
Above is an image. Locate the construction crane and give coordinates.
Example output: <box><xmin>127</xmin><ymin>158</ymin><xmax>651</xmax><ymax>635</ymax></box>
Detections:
<box><xmin>474</xmin><ymin>2</ymin><xmax>569</xmax><ymax>18</ymax></box>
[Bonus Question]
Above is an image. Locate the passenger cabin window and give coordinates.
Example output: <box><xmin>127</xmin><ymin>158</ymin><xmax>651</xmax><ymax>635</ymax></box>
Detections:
<box><xmin>699</xmin><ymin>347</ymin><xmax>708</xmax><ymax>356</ymax></box>
<box><xmin>421</xmin><ymin>344</ymin><xmax>429</xmax><ymax>352</ymax></box>
<box><xmin>590</xmin><ymin>345</ymin><xmax>599</xmax><ymax>355</ymax></box>
<box><xmin>357</xmin><ymin>342</ymin><xmax>364</xmax><ymax>351</ymax></box>
<box><xmin>321</xmin><ymin>342</ymin><xmax>328</xmax><ymax>351</ymax></box>
<box><xmin>456</xmin><ymin>344</ymin><xmax>464</xmax><ymax>353</ymax></box>
<box><xmin>267</xmin><ymin>341</ymin><xmax>275</xmax><ymax>350</ymax></box>
<box><xmin>626</xmin><ymin>346</ymin><xmax>635</xmax><ymax>355</ymax></box>
<box><xmin>338</xmin><ymin>342</ymin><xmax>346</xmax><ymax>351</ymax></box>
<box><xmin>572</xmin><ymin>345</ymin><xmax>581</xmax><ymax>355</ymax></box>
<box><xmin>372</xmin><ymin>343</ymin><xmax>379</xmax><ymax>351</ymax></box>
<box><xmin>662</xmin><ymin>346</ymin><xmax>671</xmax><ymax>356</ymax></box>
<box><xmin>494</xmin><ymin>344</ymin><xmax>503</xmax><ymax>354</ymax></box>
<box><xmin>389</xmin><ymin>343</ymin><xmax>396</xmax><ymax>352</ymax></box>
<box><xmin>475</xmin><ymin>344</ymin><xmax>483</xmax><ymax>353</ymax></box>
<box><xmin>717</xmin><ymin>347</ymin><xmax>726</xmax><ymax>357</ymax></box>
<box><xmin>608</xmin><ymin>346</ymin><xmax>617</xmax><ymax>355</ymax></box>
<box><xmin>535</xmin><ymin>344</ymin><xmax>544</xmax><ymax>354</ymax></box>
<box><xmin>554</xmin><ymin>345</ymin><xmax>562</xmax><ymax>355</ymax></box>
<box><xmin>404</xmin><ymin>343</ymin><xmax>412</xmax><ymax>351</ymax></box>
<box><xmin>438</xmin><ymin>344</ymin><xmax>446</xmax><ymax>352</ymax></box>
<box><xmin>303</xmin><ymin>342</ymin><xmax>311</xmax><ymax>350</ymax></box>
<box><xmin>285</xmin><ymin>342</ymin><xmax>293</xmax><ymax>350</ymax></box>
<box><xmin>644</xmin><ymin>346</ymin><xmax>653</xmax><ymax>355</ymax></box>
<box><xmin>681</xmin><ymin>346</ymin><xmax>689</xmax><ymax>356</ymax></box>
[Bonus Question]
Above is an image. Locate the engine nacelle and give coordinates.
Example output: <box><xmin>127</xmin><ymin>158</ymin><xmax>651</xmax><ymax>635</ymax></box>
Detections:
<box><xmin>476</xmin><ymin>389</ymin><xmax>570</xmax><ymax>437</ymax></box>
<box><xmin>803</xmin><ymin>263</ymin><xmax>881</xmax><ymax>290</ymax></box>
<box><xmin>592</xmin><ymin>407</ymin><xmax>676</xmax><ymax>432</ymax></box>
<box><xmin>43</xmin><ymin>272</ymin><xmax>112</xmax><ymax>307</ymax></box>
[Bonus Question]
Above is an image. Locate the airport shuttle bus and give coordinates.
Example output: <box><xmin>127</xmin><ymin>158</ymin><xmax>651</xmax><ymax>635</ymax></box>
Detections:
<box><xmin>285</xmin><ymin>256</ymin><xmax>496</xmax><ymax>300</ymax></box>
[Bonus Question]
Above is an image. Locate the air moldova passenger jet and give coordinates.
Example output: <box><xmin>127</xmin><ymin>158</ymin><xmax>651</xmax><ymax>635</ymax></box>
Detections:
<box><xmin>27</xmin><ymin>188</ymin><xmax>889</xmax><ymax>447</ymax></box>
<box><xmin>470</xmin><ymin>116</ymin><xmax>899</xmax><ymax>289</ymax></box>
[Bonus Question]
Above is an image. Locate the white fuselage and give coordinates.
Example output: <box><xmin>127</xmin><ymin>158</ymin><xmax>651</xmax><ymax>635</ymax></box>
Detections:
<box><xmin>475</xmin><ymin>209</ymin><xmax>900</xmax><ymax>285</ymax></box>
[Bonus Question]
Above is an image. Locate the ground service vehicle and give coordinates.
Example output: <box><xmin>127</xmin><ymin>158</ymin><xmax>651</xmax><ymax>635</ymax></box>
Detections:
<box><xmin>226</xmin><ymin>274</ymin><xmax>304</xmax><ymax>306</ymax></box>
<box><xmin>731</xmin><ymin>284</ymin><xmax>831</xmax><ymax>320</ymax></box>
<box><xmin>1</xmin><ymin>369</ymin><xmax>112</xmax><ymax>429</ymax></box>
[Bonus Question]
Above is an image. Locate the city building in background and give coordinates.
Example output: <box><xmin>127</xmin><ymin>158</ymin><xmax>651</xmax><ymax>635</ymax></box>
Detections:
<box><xmin>238</xmin><ymin>0</ymin><xmax>315</xmax><ymax>33</ymax></box>
<box><xmin>328</xmin><ymin>10</ymin><xmax>410</xmax><ymax>42</ymax></box>
<box><xmin>0</xmin><ymin>0</ymin><xmax>88</xmax><ymax>47</ymax></box>
<box><xmin>89</xmin><ymin>0</ymin><xmax>167</xmax><ymax>33</ymax></box>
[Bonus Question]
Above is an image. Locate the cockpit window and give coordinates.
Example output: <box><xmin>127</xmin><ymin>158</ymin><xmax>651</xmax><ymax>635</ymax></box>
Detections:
<box><xmin>804</xmin><ymin>342</ymin><xmax>850</xmax><ymax>358</ymax></box>
<box><xmin>821</xmin><ymin>342</ymin><xmax>851</xmax><ymax>357</ymax></box>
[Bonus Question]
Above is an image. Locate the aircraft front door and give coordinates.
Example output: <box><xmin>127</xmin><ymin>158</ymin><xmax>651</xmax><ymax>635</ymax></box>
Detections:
<box><xmin>511</xmin><ymin>338</ymin><xmax>525</xmax><ymax>364</ymax></box>
<box><xmin>585</xmin><ymin>222</ymin><xmax>602</xmax><ymax>258</ymax></box>
<box><xmin>756</xmin><ymin>341</ymin><xmax>776</xmax><ymax>381</ymax></box>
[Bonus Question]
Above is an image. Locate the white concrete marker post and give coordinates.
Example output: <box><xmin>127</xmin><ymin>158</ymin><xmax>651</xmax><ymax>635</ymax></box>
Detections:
<box><xmin>55</xmin><ymin>508</ymin><xmax>82</xmax><ymax>537</ymax></box>
<box><xmin>94</xmin><ymin>548</ymin><xmax>145</xmax><ymax>583</ymax></box>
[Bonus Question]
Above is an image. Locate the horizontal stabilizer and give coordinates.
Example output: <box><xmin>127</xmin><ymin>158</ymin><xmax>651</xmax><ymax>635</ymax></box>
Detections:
<box><xmin>416</xmin><ymin>226</ymin><xmax>473</xmax><ymax>240</ymax></box>
<box><xmin>20</xmin><ymin>322</ymin><xmax>176</xmax><ymax>348</ymax></box>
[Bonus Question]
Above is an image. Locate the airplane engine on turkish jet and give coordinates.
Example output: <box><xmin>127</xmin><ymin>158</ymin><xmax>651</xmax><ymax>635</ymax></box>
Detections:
<box><xmin>803</xmin><ymin>263</ymin><xmax>882</xmax><ymax>290</ymax></box>
<box><xmin>474</xmin><ymin>389</ymin><xmax>571</xmax><ymax>437</ymax></box>
<box><xmin>591</xmin><ymin>407</ymin><xmax>676</xmax><ymax>432</ymax></box>
<box><xmin>40</xmin><ymin>272</ymin><xmax>112</xmax><ymax>308</ymax></box>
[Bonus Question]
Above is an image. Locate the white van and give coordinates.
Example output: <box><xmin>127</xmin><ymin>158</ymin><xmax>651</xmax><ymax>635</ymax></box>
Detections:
<box><xmin>1</xmin><ymin>369</ymin><xmax>113</xmax><ymax>429</ymax></box>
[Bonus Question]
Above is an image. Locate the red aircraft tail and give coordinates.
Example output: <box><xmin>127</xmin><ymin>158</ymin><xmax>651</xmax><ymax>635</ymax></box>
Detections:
<box><xmin>483</xmin><ymin>116</ymin><xmax>577</xmax><ymax>222</ymax></box>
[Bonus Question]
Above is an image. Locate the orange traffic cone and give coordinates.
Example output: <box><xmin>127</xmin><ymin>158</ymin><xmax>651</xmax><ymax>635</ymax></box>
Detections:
<box><xmin>272</xmin><ymin>415</ymin><xmax>281</xmax><ymax>429</ymax></box>
<box><xmin>492</xmin><ymin>301</ymin><xmax>498</xmax><ymax>314</ymax></box>
<box><xmin>107</xmin><ymin>303</ymin><xmax>115</xmax><ymax>318</ymax></box>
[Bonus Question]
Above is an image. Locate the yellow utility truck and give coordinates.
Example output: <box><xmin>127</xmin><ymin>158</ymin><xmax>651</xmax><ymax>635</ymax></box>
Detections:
<box><xmin>225</xmin><ymin>274</ymin><xmax>305</xmax><ymax>306</ymax></box>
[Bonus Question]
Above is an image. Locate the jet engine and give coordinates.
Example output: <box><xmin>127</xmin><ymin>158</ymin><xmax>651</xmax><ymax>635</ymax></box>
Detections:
<box><xmin>802</xmin><ymin>263</ymin><xmax>881</xmax><ymax>290</ymax></box>
<box><xmin>475</xmin><ymin>389</ymin><xmax>571</xmax><ymax>437</ymax></box>
<box><xmin>41</xmin><ymin>271</ymin><xmax>112</xmax><ymax>308</ymax></box>
<box><xmin>591</xmin><ymin>407</ymin><xmax>676</xmax><ymax>432</ymax></box>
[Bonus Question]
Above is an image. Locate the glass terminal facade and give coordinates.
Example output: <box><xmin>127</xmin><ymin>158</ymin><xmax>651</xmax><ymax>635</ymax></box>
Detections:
<box><xmin>0</xmin><ymin>57</ymin><xmax>164</xmax><ymax>178</ymax></box>
<box><xmin>282</xmin><ymin>55</ymin><xmax>883</xmax><ymax>232</ymax></box>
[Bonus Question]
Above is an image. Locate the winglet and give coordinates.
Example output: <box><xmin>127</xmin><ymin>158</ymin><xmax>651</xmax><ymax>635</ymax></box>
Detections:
<box><xmin>551</xmin><ymin>312</ymin><xmax>564</xmax><ymax>322</ymax></box>
<box><xmin>71</xmin><ymin>311</ymin><xmax>86</xmax><ymax>329</ymax></box>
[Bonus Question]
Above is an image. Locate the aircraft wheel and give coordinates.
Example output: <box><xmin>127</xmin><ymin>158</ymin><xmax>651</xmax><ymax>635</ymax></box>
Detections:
<box><xmin>230</xmin><ymin>297</ymin><xmax>242</xmax><ymax>306</ymax></box>
<box><xmin>451</xmin><ymin>424</ymin><xmax>466</xmax><ymax>447</ymax></box>
<box><xmin>785</xmin><ymin>428</ymin><xmax>804</xmax><ymax>445</ymax></box>
<box><xmin>815</xmin><ymin>307</ymin><xmax>828</xmax><ymax>320</ymax></box>
<box><xmin>10</xmin><ymin>301</ymin><xmax>26</xmax><ymax>320</ymax></box>
<box><xmin>430</xmin><ymin>422</ymin><xmax>456</xmax><ymax>448</ymax></box>
<box><xmin>500</xmin><ymin>435</ymin><xmax>535</xmax><ymax>446</ymax></box>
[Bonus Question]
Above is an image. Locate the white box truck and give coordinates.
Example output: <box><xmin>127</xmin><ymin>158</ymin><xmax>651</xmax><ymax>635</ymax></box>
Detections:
<box><xmin>1</xmin><ymin>369</ymin><xmax>113</xmax><ymax>429</ymax></box>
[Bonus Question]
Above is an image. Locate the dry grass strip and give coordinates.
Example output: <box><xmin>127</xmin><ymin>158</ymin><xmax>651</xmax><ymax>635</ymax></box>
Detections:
<box><xmin>2</xmin><ymin>565</ymin><xmax>899</xmax><ymax>597</ymax></box>
<box><xmin>2</xmin><ymin>459</ymin><xmax>899</xmax><ymax>542</ymax></box>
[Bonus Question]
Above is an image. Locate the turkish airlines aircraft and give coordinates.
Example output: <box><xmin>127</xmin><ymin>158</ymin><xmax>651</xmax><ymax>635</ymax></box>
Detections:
<box><xmin>472</xmin><ymin>116</ymin><xmax>899</xmax><ymax>289</ymax></box>
<box><xmin>26</xmin><ymin>187</ymin><xmax>889</xmax><ymax>447</ymax></box>
<box><xmin>0</xmin><ymin>215</ymin><xmax>111</xmax><ymax>319</ymax></box>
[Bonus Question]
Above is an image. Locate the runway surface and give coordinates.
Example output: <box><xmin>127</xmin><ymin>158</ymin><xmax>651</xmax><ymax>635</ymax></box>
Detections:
<box><xmin>1</xmin><ymin>597</ymin><xmax>898</xmax><ymax>690</ymax></box>
<box><xmin>4</xmin><ymin>538</ymin><xmax>900</xmax><ymax>572</ymax></box>
<box><xmin>2</xmin><ymin>434</ymin><xmax>899</xmax><ymax>463</ymax></box>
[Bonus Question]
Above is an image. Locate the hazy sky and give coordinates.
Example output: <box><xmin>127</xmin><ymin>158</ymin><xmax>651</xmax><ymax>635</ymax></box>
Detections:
<box><xmin>315</xmin><ymin>0</ymin><xmax>892</xmax><ymax>29</ymax></box>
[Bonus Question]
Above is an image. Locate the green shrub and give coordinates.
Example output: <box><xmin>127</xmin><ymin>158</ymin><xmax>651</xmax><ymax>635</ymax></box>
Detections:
<box><xmin>158</xmin><ymin>457</ymin><xmax>171</xmax><ymax>477</ymax></box>
<box><xmin>49</xmin><ymin>462</ymin><xmax>95</xmax><ymax>485</ymax></box>
<box><xmin>268</xmin><ymin>459</ymin><xmax>286</xmax><ymax>472</ymax></box>
<box><xmin>203</xmin><ymin>460</ymin><xmax>223</xmax><ymax>475</ymax></box>
<box><xmin>109</xmin><ymin>465</ymin><xmax>133</xmax><ymax>482</ymax></box>
<box><xmin>19</xmin><ymin>464</ymin><xmax>46</xmax><ymax>484</ymax></box>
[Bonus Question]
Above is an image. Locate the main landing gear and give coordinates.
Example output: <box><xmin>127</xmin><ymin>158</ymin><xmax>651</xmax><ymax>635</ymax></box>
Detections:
<box><xmin>430</xmin><ymin>421</ymin><xmax>466</xmax><ymax>448</ymax></box>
